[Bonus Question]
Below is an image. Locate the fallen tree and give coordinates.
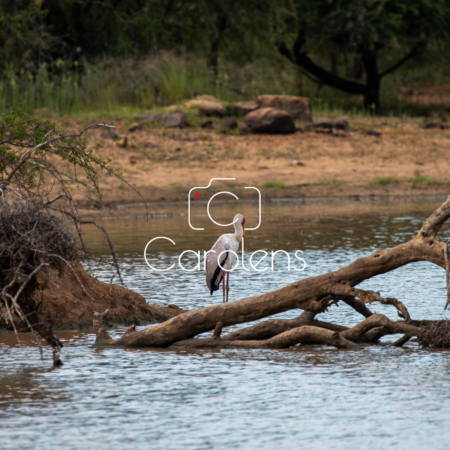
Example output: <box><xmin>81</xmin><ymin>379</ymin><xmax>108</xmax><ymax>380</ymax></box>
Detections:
<box><xmin>94</xmin><ymin>194</ymin><xmax>450</xmax><ymax>350</ymax></box>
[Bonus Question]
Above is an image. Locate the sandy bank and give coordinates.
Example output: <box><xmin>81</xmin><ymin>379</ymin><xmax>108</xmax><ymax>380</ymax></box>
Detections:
<box><xmin>50</xmin><ymin>113</ymin><xmax>450</xmax><ymax>209</ymax></box>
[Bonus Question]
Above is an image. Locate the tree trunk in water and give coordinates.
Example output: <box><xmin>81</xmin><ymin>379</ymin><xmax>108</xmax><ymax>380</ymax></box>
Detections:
<box><xmin>93</xmin><ymin>194</ymin><xmax>450</xmax><ymax>350</ymax></box>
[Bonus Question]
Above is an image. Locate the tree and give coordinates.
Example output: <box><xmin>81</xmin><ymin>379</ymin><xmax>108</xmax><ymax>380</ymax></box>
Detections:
<box><xmin>0</xmin><ymin>107</ymin><xmax>141</xmax><ymax>365</ymax></box>
<box><xmin>276</xmin><ymin>0</ymin><xmax>450</xmax><ymax>109</ymax></box>
<box><xmin>0</xmin><ymin>1</ymin><xmax>54</xmax><ymax>73</ymax></box>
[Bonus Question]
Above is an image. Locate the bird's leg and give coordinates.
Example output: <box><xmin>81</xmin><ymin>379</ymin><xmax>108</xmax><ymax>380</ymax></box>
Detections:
<box><xmin>222</xmin><ymin>272</ymin><xmax>225</xmax><ymax>303</ymax></box>
<box><xmin>226</xmin><ymin>272</ymin><xmax>230</xmax><ymax>303</ymax></box>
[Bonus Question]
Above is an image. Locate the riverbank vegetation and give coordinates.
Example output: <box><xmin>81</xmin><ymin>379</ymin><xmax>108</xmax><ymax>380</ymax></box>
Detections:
<box><xmin>0</xmin><ymin>108</ymin><xmax>144</xmax><ymax>365</ymax></box>
<box><xmin>1</xmin><ymin>1</ymin><xmax>450</xmax><ymax>117</ymax></box>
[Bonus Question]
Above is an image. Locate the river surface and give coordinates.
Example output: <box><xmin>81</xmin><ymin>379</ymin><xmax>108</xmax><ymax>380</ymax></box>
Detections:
<box><xmin>1</xmin><ymin>197</ymin><xmax>450</xmax><ymax>449</ymax></box>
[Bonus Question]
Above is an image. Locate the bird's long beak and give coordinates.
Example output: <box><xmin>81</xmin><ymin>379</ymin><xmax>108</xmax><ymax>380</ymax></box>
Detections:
<box><xmin>243</xmin><ymin>225</ymin><xmax>247</xmax><ymax>252</ymax></box>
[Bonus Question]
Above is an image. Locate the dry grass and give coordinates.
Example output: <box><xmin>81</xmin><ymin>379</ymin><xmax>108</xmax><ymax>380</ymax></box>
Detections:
<box><xmin>418</xmin><ymin>321</ymin><xmax>450</xmax><ymax>349</ymax></box>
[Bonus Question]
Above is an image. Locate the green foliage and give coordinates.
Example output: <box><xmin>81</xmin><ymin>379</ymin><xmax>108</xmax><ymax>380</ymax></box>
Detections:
<box><xmin>314</xmin><ymin>178</ymin><xmax>348</xmax><ymax>186</ymax></box>
<box><xmin>0</xmin><ymin>1</ymin><xmax>50</xmax><ymax>73</ymax></box>
<box><xmin>283</xmin><ymin>0</ymin><xmax>450</xmax><ymax>49</ymax></box>
<box><xmin>370</xmin><ymin>172</ymin><xmax>447</xmax><ymax>185</ymax></box>
<box><xmin>263</xmin><ymin>181</ymin><xmax>293</xmax><ymax>189</ymax></box>
<box><xmin>370</xmin><ymin>176</ymin><xmax>400</xmax><ymax>185</ymax></box>
<box><xmin>405</xmin><ymin>171</ymin><xmax>445</xmax><ymax>185</ymax></box>
<box><xmin>0</xmin><ymin>106</ymin><xmax>115</xmax><ymax>197</ymax></box>
<box><xmin>276</xmin><ymin>0</ymin><xmax>450</xmax><ymax>107</ymax></box>
<box><xmin>0</xmin><ymin>1</ymin><xmax>449</xmax><ymax>114</ymax></box>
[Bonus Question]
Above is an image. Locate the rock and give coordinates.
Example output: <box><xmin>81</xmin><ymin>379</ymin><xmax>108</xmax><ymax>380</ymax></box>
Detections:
<box><xmin>129</xmin><ymin>156</ymin><xmax>137</xmax><ymax>164</ymax></box>
<box><xmin>244</xmin><ymin>107</ymin><xmax>296</xmax><ymax>134</ymax></box>
<box><xmin>222</xmin><ymin>117</ymin><xmax>238</xmax><ymax>129</ymax></box>
<box><xmin>332</xmin><ymin>119</ymin><xmax>349</xmax><ymax>130</ymax></box>
<box><xmin>227</xmin><ymin>101</ymin><xmax>259</xmax><ymax>116</ymax></box>
<box><xmin>185</xmin><ymin>97</ymin><xmax>225</xmax><ymax>116</ymax></box>
<box><xmin>366</xmin><ymin>130</ymin><xmax>382</xmax><ymax>137</ymax></box>
<box><xmin>197</xmin><ymin>100</ymin><xmax>225</xmax><ymax>117</ymax></box>
<box><xmin>195</xmin><ymin>94</ymin><xmax>218</xmax><ymax>102</ymax></box>
<box><xmin>201</xmin><ymin>120</ymin><xmax>213</xmax><ymax>128</ymax></box>
<box><xmin>128</xmin><ymin>123</ymin><xmax>142</xmax><ymax>132</ymax></box>
<box><xmin>135</xmin><ymin>112</ymin><xmax>159</xmax><ymax>121</ymax></box>
<box><xmin>424</xmin><ymin>122</ymin><xmax>449</xmax><ymax>130</ymax></box>
<box><xmin>256</xmin><ymin>95</ymin><xmax>312</xmax><ymax>121</ymax></box>
<box><xmin>100</xmin><ymin>130</ymin><xmax>119</xmax><ymax>140</ymax></box>
<box><xmin>135</xmin><ymin>111</ymin><xmax>186</xmax><ymax>128</ymax></box>
<box><xmin>118</xmin><ymin>137</ymin><xmax>128</xmax><ymax>148</ymax></box>
<box><xmin>312</xmin><ymin>119</ymin><xmax>349</xmax><ymax>130</ymax></box>
<box><xmin>291</xmin><ymin>160</ymin><xmax>305</xmax><ymax>166</ymax></box>
<box><xmin>164</xmin><ymin>111</ymin><xmax>187</xmax><ymax>128</ymax></box>
<box><xmin>307</xmin><ymin>119</ymin><xmax>349</xmax><ymax>131</ymax></box>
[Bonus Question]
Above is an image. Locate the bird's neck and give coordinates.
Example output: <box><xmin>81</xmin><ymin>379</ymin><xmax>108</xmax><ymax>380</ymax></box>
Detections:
<box><xmin>233</xmin><ymin>221</ymin><xmax>243</xmax><ymax>241</ymax></box>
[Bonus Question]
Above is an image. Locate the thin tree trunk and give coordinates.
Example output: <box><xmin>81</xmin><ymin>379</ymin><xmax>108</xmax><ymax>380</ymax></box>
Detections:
<box><xmin>361</xmin><ymin>47</ymin><xmax>380</xmax><ymax>109</ymax></box>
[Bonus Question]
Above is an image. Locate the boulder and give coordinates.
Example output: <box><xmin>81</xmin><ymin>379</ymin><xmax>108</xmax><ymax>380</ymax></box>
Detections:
<box><xmin>256</xmin><ymin>95</ymin><xmax>312</xmax><ymax>121</ymax></box>
<box><xmin>118</xmin><ymin>137</ymin><xmax>128</xmax><ymax>148</ymax></box>
<box><xmin>164</xmin><ymin>111</ymin><xmax>187</xmax><ymax>128</ymax></box>
<box><xmin>196</xmin><ymin>100</ymin><xmax>225</xmax><ymax>117</ymax></box>
<box><xmin>195</xmin><ymin>94</ymin><xmax>218</xmax><ymax>102</ymax></box>
<box><xmin>424</xmin><ymin>122</ymin><xmax>449</xmax><ymax>130</ymax></box>
<box><xmin>244</xmin><ymin>107</ymin><xmax>295</xmax><ymax>134</ymax></box>
<box><xmin>134</xmin><ymin>111</ymin><xmax>186</xmax><ymax>128</ymax></box>
<box><xmin>128</xmin><ymin>123</ymin><xmax>142</xmax><ymax>132</ymax></box>
<box><xmin>227</xmin><ymin>101</ymin><xmax>259</xmax><ymax>116</ymax></box>
<box><xmin>185</xmin><ymin>97</ymin><xmax>225</xmax><ymax>116</ymax></box>
<box><xmin>100</xmin><ymin>130</ymin><xmax>119</xmax><ymax>140</ymax></box>
<box><xmin>222</xmin><ymin>117</ymin><xmax>238</xmax><ymax>129</ymax></box>
<box><xmin>311</xmin><ymin>119</ymin><xmax>349</xmax><ymax>130</ymax></box>
<box><xmin>201</xmin><ymin>120</ymin><xmax>213</xmax><ymax>129</ymax></box>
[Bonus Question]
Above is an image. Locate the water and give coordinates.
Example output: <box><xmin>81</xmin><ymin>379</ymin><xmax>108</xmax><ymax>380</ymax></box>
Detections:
<box><xmin>1</xmin><ymin>197</ymin><xmax>450</xmax><ymax>449</ymax></box>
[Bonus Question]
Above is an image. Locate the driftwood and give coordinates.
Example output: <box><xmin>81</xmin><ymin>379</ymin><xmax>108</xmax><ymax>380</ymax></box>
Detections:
<box><xmin>93</xmin><ymin>194</ymin><xmax>450</xmax><ymax>350</ymax></box>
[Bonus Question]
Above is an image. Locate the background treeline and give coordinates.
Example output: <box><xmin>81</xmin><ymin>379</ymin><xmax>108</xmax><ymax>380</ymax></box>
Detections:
<box><xmin>1</xmin><ymin>0</ymin><xmax>449</xmax><ymax>115</ymax></box>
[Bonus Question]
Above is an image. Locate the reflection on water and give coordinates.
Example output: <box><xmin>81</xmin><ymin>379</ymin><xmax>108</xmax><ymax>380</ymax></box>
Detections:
<box><xmin>1</xmin><ymin>197</ymin><xmax>450</xmax><ymax>450</ymax></box>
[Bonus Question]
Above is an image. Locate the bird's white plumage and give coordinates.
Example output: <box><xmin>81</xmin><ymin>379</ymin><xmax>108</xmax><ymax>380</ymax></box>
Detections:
<box><xmin>206</xmin><ymin>214</ymin><xmax>244</xmax><ymax>296</ymax></box>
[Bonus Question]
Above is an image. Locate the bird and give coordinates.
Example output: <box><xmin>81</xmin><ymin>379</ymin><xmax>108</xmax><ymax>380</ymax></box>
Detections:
<box><xmin>206</xmin><ymin>213</ymin><xmax>247</xmax><ymax>303</ymax></box>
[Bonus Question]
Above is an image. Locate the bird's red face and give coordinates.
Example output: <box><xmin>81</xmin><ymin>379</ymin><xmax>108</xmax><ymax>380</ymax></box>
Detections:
<box><xmin>242</xmin><ymin>216</ymin><xmax>247</xmax><ymax>251</ymax></box>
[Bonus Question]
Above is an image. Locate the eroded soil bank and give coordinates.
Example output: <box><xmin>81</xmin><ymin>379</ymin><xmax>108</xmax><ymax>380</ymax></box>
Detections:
<box><xmin>0</xmin><ymin>263</ymin><xmax>183</xmax><ymax>332</ymax></box>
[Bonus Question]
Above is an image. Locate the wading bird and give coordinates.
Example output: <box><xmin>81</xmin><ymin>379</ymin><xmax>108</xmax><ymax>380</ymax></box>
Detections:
<box><xmin>206</xmin><ymin>213</ymin><xmax>247</xmax><ymax>303</ymax></box>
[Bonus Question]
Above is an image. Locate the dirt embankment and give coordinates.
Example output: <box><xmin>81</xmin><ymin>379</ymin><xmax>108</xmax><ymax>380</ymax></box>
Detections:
<box><xmin>0</xmin><ymin>263</ymin><xmax>183</xmax><ymax>331</ymax></box>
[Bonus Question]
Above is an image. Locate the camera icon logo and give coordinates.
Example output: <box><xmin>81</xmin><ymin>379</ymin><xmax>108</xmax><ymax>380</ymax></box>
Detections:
<box><xmin>188</xmin><ymin>178</ymin><xmax>261</xmax><ymax>231</ymax></box>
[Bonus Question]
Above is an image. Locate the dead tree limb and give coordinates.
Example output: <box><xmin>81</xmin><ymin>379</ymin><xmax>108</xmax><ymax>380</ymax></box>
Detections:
<box><xmin>340</xmin><ymin>314</ymin><xmax>421</xmax><ymax>342</ymax></box>
<box><xmin>94</xmin><ymin>194</ymin><xmax>450</xmax><ymax>349</ymax></box>
<box><xmin>221</xmin><ymin>311</ymin><xmax>316</xmax><ymax>341</ymax></box>
<box><xmin>172</xmin><ymin>325</ymin><xmax>360</xmax><ymax>350</ymax></box>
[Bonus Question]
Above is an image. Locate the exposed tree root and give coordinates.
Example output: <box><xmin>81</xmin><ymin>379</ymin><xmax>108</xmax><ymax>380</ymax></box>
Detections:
<box><xmin>93</xmin><ymin>194</ymin><xmax>450</xmax><ymax>351</ymax></box>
